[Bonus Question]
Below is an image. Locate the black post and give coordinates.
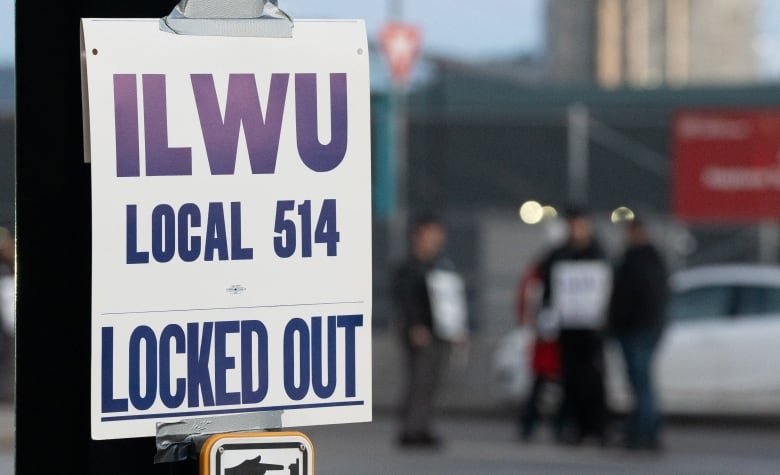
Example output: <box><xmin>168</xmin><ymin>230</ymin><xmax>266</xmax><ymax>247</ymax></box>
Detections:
<box><xmin>16</xmin><ymin>1</ymin><xmax>196</xmax><ymax>473</ymax></box>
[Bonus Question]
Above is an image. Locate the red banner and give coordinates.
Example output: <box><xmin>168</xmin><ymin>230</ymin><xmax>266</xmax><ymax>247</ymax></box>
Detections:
<box><xmin>672</xmin><ymin>109</ymin><xmax>780</xmax><ymax>222</ymax></box>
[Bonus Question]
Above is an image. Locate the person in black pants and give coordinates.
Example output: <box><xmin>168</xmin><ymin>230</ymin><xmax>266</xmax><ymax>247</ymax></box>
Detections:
<box><xmin>391</xmin><ymin>214</ymin><xmax>465</xmax><ymax>448</ymax></box>
<box><xmin>537</xmin><ymin>207</ymin><xmax>611</xmax><ymax>446</ymax></box>
<box><xmin>608</xmin><ymin>218</ymin><xmax>668</xmax><ymax>451</ymax></box>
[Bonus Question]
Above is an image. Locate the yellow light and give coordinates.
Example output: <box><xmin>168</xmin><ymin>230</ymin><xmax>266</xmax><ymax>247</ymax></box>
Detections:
<box><xmin>519</xmin><ymin>200</ymin><xmax>544</xmax><ymax>224</ymax></box>
<box><xmin>542</xmin><ymin>206</ymin><xmax>558</xmax><ymax>219</ymax></box>
<box><xmin>611</xmin><ymin>206</ymin><xmax>635</xmax><ymax>223</ymax></box>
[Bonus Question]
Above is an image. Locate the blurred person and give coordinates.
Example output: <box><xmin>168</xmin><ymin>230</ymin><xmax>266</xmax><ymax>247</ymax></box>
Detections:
<box><xmin>391</xmin><ymin>213</ymin><xmax>469</xmax><ymax>449</ymax></box>
<box><xmin>608</xmin><ymin>217</ymin><xmax>668</xmax><ymax>451</ymax></box>
<box><xmin>537</xmin><ymin>207</ymin><xmax>611</xmax><ymax>446</ymax></box>
<box><xmin>515</xmin><ymin>260</ymin><xmax>564</xmax><ymax>442</ymax></box>
<box><xmin>0</xmin><ymin>227</ymin><xmax>14</xmax><ymax>402</ymax></box>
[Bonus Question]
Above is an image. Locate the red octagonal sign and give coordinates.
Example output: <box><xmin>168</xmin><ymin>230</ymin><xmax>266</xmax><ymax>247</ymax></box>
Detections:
<box><xmin>379</xmin><ymin>22</ymin><xmax>421</xmax><ymax>86</ymax></box>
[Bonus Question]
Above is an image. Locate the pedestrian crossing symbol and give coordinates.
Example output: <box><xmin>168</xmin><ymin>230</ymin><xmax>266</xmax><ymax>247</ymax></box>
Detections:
<box><xmin>200</xmin><ymin>432</ymin><xmax>313</xmax><ymax>475</ymax></box>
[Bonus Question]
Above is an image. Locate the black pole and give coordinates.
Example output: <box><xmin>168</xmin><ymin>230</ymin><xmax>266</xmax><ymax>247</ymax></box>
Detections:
<box><xmin>15</xmin><ymin>1</ymin><xmax>196</xmax><ymax>473</ymax></box>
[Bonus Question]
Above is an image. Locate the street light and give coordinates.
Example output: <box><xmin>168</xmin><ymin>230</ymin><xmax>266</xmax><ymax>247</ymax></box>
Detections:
<box><xmin>610</xmin><ymin>206</ymin><xmax>636</xmax><ymax>223</ymax></box>
<box><xmin>519</xmin><ymin>200</ymin><xmax>544</xmax><ymax>225</ymax></box>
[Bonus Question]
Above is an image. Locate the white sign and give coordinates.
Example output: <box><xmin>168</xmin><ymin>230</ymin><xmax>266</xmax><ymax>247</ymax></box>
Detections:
<box><xmin>426</xmin><ymin>269</ymin><xmax>468</xmax><ymax>341</ymax></box>
<box><xmin>201</xmin><ymin>432</ymin><xmax>313</xmax><ymax>475</ymax></box>
<box><xmin>82</xmin><ymin>19</ymin><xmax>372</xmax><ymax>440</ymax></box>
<box><xmin>551</xmin><ymin>261</ymin><xmax>611</xmax><ymax>328</ymax></box>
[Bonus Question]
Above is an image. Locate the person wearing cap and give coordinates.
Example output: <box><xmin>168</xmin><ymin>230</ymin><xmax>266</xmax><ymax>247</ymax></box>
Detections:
<box><xmin>536</xmin><ymin>206</ymin><xmax>611</xmax><ymax>446</ymax></box>
<box><xmin>608</xmin><ymin>217</ymin><xmax>668</xmax><ymax>451</ymax></box>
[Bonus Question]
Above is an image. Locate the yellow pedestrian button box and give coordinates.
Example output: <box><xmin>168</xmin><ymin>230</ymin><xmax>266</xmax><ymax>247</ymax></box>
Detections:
<box><xmin>200</xmin><ymin>432</ymin><xmax>314</xmax><ymax>475</ymax></box>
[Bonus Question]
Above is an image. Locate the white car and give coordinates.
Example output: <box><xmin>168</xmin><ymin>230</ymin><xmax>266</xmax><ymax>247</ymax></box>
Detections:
<box><xmin>492</xmin><ymin>264</ymin><xmax>780</xmax><ymax>416</ymax></box>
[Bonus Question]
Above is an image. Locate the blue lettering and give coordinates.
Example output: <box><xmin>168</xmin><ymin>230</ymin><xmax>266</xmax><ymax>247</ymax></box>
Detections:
<box><xmin>311</xmin><ymin>316</ymin><xmax>337</xmax><ymax>398</ymax></box>
<box><xmin>178</xmin><ymin>203</ymin><xmax>201</xmax><ymax>262</ymax></box>
<box><xmin>100</xmin><ymin>314</ymin><xmax>360</xmax><ymax>416</ymax></box>
<box><xmin>241</xmin><ymin>320</ymin><xmax>269</xmax><ymax>404</ymax></box>
<box><xmin>187</xmin><ymin>322</ymin><xmax>215</xmax><ymax>407</ymax></box>
<box><xmin>230</xmin><ymin>202</ymin><xmax>253</xmax><ymax>260</ymax></box>
<box><xmin>338</xmin><ymin>314</ymin><xmax>363</xmax><ymax>398</ymax></box>
<box><xmin>101</xmin><ymin>327</ymin><xmax>128</xmax><ymax>413</ymax></box>
<box><xmin>126</xmin><ymin>205</ymin><xmax>149</xmax><ymax>264</ymax></box>
<box><xmin>283</xmin><ymin>318</ymin><xmax>310</xmax><ymax>400</ymax></box>
<box><xmin>129</xmin><ymin>325</ymin><xmax>157</xmax><ymax>410</ymax></box>
<box><xmin>204</xmin><ymin>203</ymin><xmax>228</xmax><ymax>261</ymax></box>
<box><xmin>127</xmin><ymin>202</ymin><xmax>252</xmax><ymax>264</ymax></box>
<box><xmin>214</xmin><ymin>321</ymin><xmax>241</xmax><ymax>406</ymax></box>
<box><xmin>159</xmin><ymin>324</ymin><xmax>186</xmax><ymax>408</ymax></box>
<box><xmin>283</xmin><ymin>314</ymin><xmax>363</xmax><ymax>400</ymax></box>
<box><xmin>151</xmin><ymin>204</ymin><xmax>176</xmax><ymax>263</ymax></box>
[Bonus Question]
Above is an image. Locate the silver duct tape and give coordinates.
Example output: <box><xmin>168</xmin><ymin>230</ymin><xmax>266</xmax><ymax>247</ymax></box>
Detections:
<box><xmin>160</xmin><ymin>16</ymin><xmax>293</xmax><ymax>38</ymax></box>
<box><xmin>160</xmin><ymin>0</ymin><xmax>293</xmax><ymax>38</ymax></box>
<box><xmin>179</xmin><ymin>0</ymin><xmax>266</xmax><ymax>19</ymax></box>
<box><xmin>155</xmin><ymin>410</ymin><xmax>284</xmax><ymax>463</ymax></box>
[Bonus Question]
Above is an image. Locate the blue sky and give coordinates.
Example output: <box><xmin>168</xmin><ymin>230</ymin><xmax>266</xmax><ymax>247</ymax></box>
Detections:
<box><xmin>757</xmin><ymin>0</ymin><xmax>780</xmax><ymax>77</ymax></box>
<box><xmin>0</xmin><ymin>0</ymin><xmax>544</xmax><ymax>65</ymax></box>
<box><xmin>0</xmin><ymin>0</ymin><xmax>11</xmax><ymax>65</ymax></box>
<box><xmin>2</xmin><ymin>0</ymin><xmax>780</xmax><ymax>75</ymax></box>
<box><xmin>284</xmin><ymin>0</ymin><xmax>545</xmax><ymax>59</ymax></box>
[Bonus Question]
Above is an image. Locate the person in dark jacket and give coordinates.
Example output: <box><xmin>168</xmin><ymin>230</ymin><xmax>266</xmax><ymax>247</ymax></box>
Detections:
<box><xmin>608</xmin><ymin>217</ymin><xmax>669</xmax><ymax>451</ymax></box>
<box><xmin>537</xmin><ymin>207</ymin><xmax>612</xmax><ymax>446</ymax></box>
<box><xmin>391</xmin><ymin>214</ymin><xmax>466</xmax><ymax>448</ymax></box>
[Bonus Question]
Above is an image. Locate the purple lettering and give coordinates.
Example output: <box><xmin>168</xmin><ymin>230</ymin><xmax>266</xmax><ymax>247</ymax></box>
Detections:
<box><xmin>295</xmin><ymin>73</ymin><xmax>348</xmax><ymax>173</ymax></box>
<box><xmin>192</xmin><ymin>73</ymin><xmax>289</xmax><ymax>175</ymax></box>
<box><xmin>113</xmin><ymin>72</ymin><xmax>350</xmax><ymax>178</ymax></box>
<box><xmin>114</xmin><ymin>74</ymin><xmax>140</xmax><ymax>177</ymax></box>
<box><xmin>142</xmin><ymin>74</ymin><xmax>192</xmax><ymax>176</ymax></box>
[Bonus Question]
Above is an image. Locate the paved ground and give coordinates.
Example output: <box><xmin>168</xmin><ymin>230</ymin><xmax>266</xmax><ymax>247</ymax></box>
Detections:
<box><xmin>4</xmin><ymin>405</ymin><xmax>780</xmax><ymax>474</ymax></box>
<box><xmin>0</xmin><ymin>403</ymin><xmax>12</xmax><ymax>475</ymax></box>
<box><xmin>304</xmin><ymin>412</ymin><xmax>780</xmax><ymax>475</ymax></box>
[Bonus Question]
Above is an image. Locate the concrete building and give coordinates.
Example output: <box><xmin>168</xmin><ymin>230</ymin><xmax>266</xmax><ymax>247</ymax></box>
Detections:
<box><xmin>546</xmin><ymin>0</ymin><xmax>599</xmax><ymax>84</ymax></box>
<box><xmin>685</xmin><ymin>0</ymin><xmax>758</xmax><ymax>84</ymax></box>
<box><xmin>547</xmin><ymin>0</ymin><xmax>759</xmax><ymax>87</ymax></box>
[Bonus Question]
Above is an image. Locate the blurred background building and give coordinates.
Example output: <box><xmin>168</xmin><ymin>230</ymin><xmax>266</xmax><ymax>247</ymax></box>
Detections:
<box><xmin>595</xmin><ymin>0</ymin><xmax>758</xmax><ymax>87</ymax></box>
<box><xmin>0</xmin><ymin>66</ymin><xmax>12</xmax><ymax>232</ymax></box>
<box><xmin>470</xmin><ymin>0</ymin><xmax>761</xmax><ymax>88</ymax></box>
<box><xmin>369</xmin><ymin>0</ymin><xmax>780</xmax><ymax>412</ymax></box>
<box><xmin>547</xmin><ymin>0</ymin><xmax>759</xmax><ymax>87</ymax></box>
<box><xmin>546</xmin><ymin>0</ymin><xmax>599</xmax><ymax>84</ymax></box>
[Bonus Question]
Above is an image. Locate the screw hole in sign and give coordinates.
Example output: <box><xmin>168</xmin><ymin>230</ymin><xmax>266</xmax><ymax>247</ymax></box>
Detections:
<box><xmin>379</xmin><ymin>22</ymin><xmax>421</xmax><ymax>86</ymax></box>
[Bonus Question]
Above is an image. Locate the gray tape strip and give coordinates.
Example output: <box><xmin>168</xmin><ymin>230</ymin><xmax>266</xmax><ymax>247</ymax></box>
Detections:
<box><xmin>155</xmin><ymin>411</ymin><xmax>284</xmax><ymax>463</ymax></box>
<box><xmin>160</xmin><ymin>0</ymin><xmax>293</xmax><ymax>38</ymax></box>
